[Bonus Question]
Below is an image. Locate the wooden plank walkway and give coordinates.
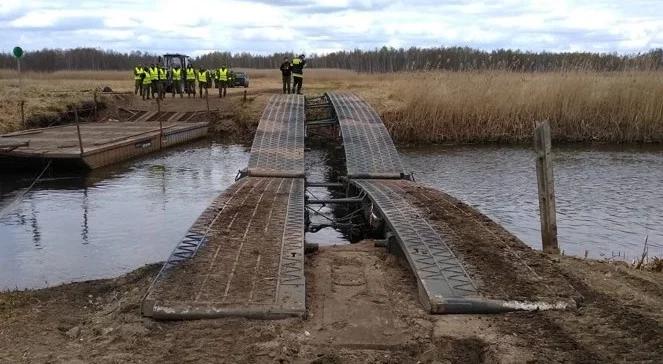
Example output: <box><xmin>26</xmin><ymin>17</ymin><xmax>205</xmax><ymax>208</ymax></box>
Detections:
<box><xmin>142</xmin><ymin>177</ymin><xmax>306</xmax><ymax>319</ymax></box>
<box><xmin>247</xmin><ymin>95</ymin><xmax>305</xmax><ymax>177</ymax></box>
<box><xmin>0</xmin><ymin>121</ymin><xmax>208</xmax><ymax>169</ymax></box>
<box><xmin>327</xmin><ymin>92</ymin><xmax>404</xmax><ymax>179</ymax></box>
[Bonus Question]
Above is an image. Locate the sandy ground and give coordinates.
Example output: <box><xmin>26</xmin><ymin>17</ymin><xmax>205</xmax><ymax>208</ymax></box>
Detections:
<box><xmin>1</xmin><ymin>239</ymin><xmax>661</xmax><ymax>363</ymax></box>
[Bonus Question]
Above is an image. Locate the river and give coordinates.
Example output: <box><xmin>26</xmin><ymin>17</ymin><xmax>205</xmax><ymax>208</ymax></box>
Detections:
<box><xmin>1</xmin><ymin>140</ymin><xmax>661</xmax><ymax>290</ymax></box>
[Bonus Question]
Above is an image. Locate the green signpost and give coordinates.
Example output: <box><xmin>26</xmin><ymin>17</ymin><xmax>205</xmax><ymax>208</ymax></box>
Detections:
<box><xmin>13</xmin><ymin>46</ymin><xmax>23</xmax><ymax>59</ymax></box>
<box><xmin>13</xmin><ymin>46</ymin><xmax>25</xmax><ymax>126</ymax></box>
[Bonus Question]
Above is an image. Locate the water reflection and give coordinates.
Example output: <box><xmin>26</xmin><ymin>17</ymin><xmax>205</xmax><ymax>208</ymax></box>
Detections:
<box><xmin>0</xmin><ymin>138</ymin><xmax>250</xmax><ymax>290</ymax></box>
<box><xmin>401</xmin><ymin>144</ymin><xmax>663</xmax><ymax>261</ymax></box>
<box><xmin>304</xmin><ymin>145</ymin><xmax>354</xmax><ymax>246</ymax></box>
<box><xmin>3</xmin><ymin>140</ymin><xmax>661</xmax><ymax>290</ymax></box>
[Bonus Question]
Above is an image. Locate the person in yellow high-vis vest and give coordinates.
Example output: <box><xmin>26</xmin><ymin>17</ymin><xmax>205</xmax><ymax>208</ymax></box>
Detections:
<box><xmin>141</xmin><ymin>67</ymin><xmax>152</xmax><ymax>100</ymax></box>
<box><xmin>133</xmin><ymin>64</ymin><xmax>144</xmax><ymax>96</ymax></box>
<box><xmin>171</xmin><ymin>66</ymin><xmax>183</xmax><ymax>98</ymax></box>
<box><xmin>156</xmin><ymin>66</ymin><xmax>167</xmax><ymax>99</ymax></box>
<box><xmin>148</xmin><ymin>64</ymin><xmax>159</xmax><ymax>99</ymax></box>
<box><xmin>186</xmin><ymin>65</ymin><xmax>197</xmax><ymax>98</ymax></box>
<box><xmin>217</xmin><ymin>65</ymin><xmax>229</xmax><ymax>98</ymax></box>
<box><xmin>291</xmin><ymin>54</ymin><xmax>306</xmax><ymax>94</ymax></box>
<box><xmin>197</xmin><ymin>68</ymin><xmax>208</xmax><ymax>97</ymax></box>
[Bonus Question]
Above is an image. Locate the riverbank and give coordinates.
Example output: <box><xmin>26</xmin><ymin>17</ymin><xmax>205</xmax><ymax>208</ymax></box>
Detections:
<box><xmin>2</xmin><ymin>69</ymin><xmax>663</xmax><ymax>144</ymax></box>
<box><xmin>1</xmin><ymin>241</ymin><xmax>661</xmax><ymax>363</ymax></box>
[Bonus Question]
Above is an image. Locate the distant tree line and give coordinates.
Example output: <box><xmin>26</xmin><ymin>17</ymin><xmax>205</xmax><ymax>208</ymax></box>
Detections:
<box><xmin>1</xmin><ymin>46</ymin><xmax>662</xmax><ymax>72</ymax></box>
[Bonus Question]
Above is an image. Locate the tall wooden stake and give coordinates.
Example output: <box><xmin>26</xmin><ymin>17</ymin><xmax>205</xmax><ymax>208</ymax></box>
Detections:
<box><xmin>18</xmin><ymin>58</ymin><xmax>25</xmax><ymax>128</ymax></box>
<box><xmin>75</xmin><ymin>108</ymin><xmax>84</xmax><ymax>155</ymax></box>
<box><xmin>93</xmin><ymin>90</ymin><xmax>98</xmax><ymax>121</ymax></box>
<box><xmin>534</xmin><ymin>120</ymin><xmax>559</xmax><ymax>254</ymax></box>
<box><xmin>157</xmin><ymin>98</ymin><xmax>163</xmax><ymax>150</ymax></box>
<box><xmin>205</xmin><ymin>91</ymin><xmax>211</xmax><ymax>121</ymax></box>
<box><xmin>243</xmin><ymin>89</ymin><xmax>247</xmax><ymax>103</ymax></box>
<box><xmin>20</xmin><ymin>100</ymin><xmax>25</xmax><ymax>128</ymax></box>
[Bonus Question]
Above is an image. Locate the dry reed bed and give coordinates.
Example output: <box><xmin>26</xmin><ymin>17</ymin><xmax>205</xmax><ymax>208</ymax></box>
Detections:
<box><xmin>1</xmin><ymin>69</ymin><xmax>662</xmax><ymax>143</ymax></box>
<box><xmin>370</xmin><ymin>71</ymin><xmax>663</xmax><ymax>144</ymax></box>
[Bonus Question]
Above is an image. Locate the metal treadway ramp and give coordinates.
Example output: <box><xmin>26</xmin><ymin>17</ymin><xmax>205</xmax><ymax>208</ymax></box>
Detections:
<box><xmin>326</xmin><ymin>91</ymin><xmax>404</xmax><ymax>179</ymax></box>
<box><xmin>353</xmin><ymin>179</ymin><xmax>485</xmax><ymax>313</ymax></box>
<box><xmin>247</xmin><ymin>94</ymin><xmax>305</xmax><ymax>178</ymax></box>
<box><xmin>142</xmin><ymin>177</ymin><xmax>305</xmax><ymax>319</ymax></box>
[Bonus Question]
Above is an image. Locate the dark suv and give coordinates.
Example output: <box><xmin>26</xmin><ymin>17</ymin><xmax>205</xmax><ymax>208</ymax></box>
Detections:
<box><xmin>231</xmin><ymin>72</ymin><xmax>249</xmax><ymax>88</ymax></box>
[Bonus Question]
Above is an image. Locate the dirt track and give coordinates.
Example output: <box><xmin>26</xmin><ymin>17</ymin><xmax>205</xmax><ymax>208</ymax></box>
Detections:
<box><xmin>2</xmin><ymin>242</ymin><xmax>661</xmax><ymax>362</ymax></box>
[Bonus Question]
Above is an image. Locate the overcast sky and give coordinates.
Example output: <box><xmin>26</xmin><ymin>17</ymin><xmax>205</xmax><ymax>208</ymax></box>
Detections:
<box><xmin>2</xmin><ymin>0</ymin><xmax>662</xmax><ymax>55</ymax></box>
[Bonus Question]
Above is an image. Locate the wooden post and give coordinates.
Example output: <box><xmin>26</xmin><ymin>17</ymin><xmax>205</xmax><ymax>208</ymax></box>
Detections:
<box><xmin>205</xmin><ymin>91</ymin><xmax>211</xmax><ymax>120</ymax></box>
<box><xmin>20</xmin><ymin>100</ymin><xmax>25</xmax><ymax>128</ymax></box>
<box><xmin>157</xmin><ymin>98</ymin><xmax>163</xmax><ymax>150</ymax></box>
<box><xmin>17</xmin><ymin>57</ymin><xmax>22</xmax><ymax>97</ymax></box>
<box><xmin>534</xmin><ymin>120</ymin><xmax>559</xmax><ymax>254</ymax></box>
<box><xmin>75</xmin><ymin>108</ymin><xmax>84</xmax><ymax>155</ymax></box>
<box><xmin>18</xmin><ymin>57</ymin><xmax>25</xmax><ymax>129</ymax></box>
<box><xmin>243</xmin><ymin>89</ymin><xmax>247</xmax><ymax>103</ymax></box>
<box><xmin>93</xmin><ymin>90</ymin><xmax>98</xmax><ymax>121</ymax></box>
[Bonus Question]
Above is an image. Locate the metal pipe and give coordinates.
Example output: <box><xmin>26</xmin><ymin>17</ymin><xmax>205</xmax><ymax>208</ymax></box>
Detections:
<box><xmin>305</xmin><ymin>104</ymin><xmax>331</xmax><ymax>109</ymax></box>
<box><xmin>306</xmin><ymin>119</ymin><xmax>338</xmax><ymax>126</ymax></box>
<box><xmin>306</xmin><ymin>182</ymin><xmax>345</xmax><ymax>188</ymax></box>
<box><xmin>307</xmin><ymin>197</ymin><xmax>364</xmax><ymax>204</ymax></box>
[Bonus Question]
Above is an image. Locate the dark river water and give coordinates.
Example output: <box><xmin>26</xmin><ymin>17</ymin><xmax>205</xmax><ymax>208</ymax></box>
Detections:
<box><xmin>400</xmin><ymin>144</ymin><xmax>663</xmax><ymax>261</ymax></box>
<box><xmin>0</xmin><ymin>139</ymin><xmax>249</xmax><ymax>290</ymax></box>
<box><xmin>1</xmin><ymin>140</ymin><xmax>662</xmax><ymax>290</ymax></box>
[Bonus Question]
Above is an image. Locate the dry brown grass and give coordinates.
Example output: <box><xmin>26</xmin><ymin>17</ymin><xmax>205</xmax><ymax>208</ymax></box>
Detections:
<box><xmin>285</xmin><ymin>69</ymin><xmax>663</xmax><ymax>143</ymax></box>
<box><xmin>375</xmin><ymin>71</ymin><xmax>663</xmax><ymax>143</ymax></box>
<box><xmin>0</xmin><ymin>70</ymin><xmax>132</xmax><ymax>132</ymax></box>
<box><xmin>2</xmin><ymin>69</ymin><xmax>662</xmax><ymax>143</ymax></box>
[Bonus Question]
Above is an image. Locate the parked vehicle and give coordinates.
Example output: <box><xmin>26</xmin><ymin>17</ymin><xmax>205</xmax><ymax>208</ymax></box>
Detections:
<box><xmin>231</xmin><ymin>71</ymin><xmax>249</xmax><ymax>88</ymax></box>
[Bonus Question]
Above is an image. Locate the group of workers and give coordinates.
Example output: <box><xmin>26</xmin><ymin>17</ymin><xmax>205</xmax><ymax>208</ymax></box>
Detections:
<box><xmin>133</xmin><ymin>53</ymin><xmax>307</xmax><ymax>100</ymax></box>
<box><xmin>133</xmin><ymin>64</ymin><xmax>232</xmax><ymax>100</ymax></box>
<box><xmin>280</xmin><ymin>54</ymin><xmax>306</xmax><ymax>94</ymax></box>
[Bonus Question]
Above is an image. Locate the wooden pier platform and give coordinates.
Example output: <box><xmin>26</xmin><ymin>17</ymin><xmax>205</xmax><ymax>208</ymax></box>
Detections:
<box><xmin>0</xmin><ymin>120</ymin><xmax>209</xmax><ymax>170</ymax></box>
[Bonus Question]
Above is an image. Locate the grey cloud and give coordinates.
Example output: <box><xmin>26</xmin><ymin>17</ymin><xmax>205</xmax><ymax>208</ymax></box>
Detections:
<box><xmin>242</xmin><ymin>0</ymin><xmax>394</xmax><ymax>14</ymax></box>
<box><xmin>2</xmin><ymin>0</ymin><xmax>662</xmax><ymax>54</ymax></box>
<box><xmin>10</xmin><ymin>15</ymin><xmax>104</xmax><ymax>31</ymax></box>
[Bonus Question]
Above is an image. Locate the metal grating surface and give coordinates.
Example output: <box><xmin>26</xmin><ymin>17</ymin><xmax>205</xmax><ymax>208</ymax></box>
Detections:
<box><xmin>353</xmin><ymin>179</ymin><xmax>478</xmax><ymax>309</ymax></box>
<box><xmin>143</xmin><ymin>177</ymin><xmax>305</xmax><ymax>319</ymax></box>
<box><xmin>133</xmin><ymin>111</ymin><xmax>158</xmax><ymax>122</ymax></box>
<box><xmin>247</xmin><ymin>95</ymin><xmax>305</xmax><ymax>178</ymax></box>
<box><xmin>126</xmin><ymin>110</ymin><xmax>147</xmax><ymax>122</ymax></box>
<box><xmin>327</xmin><ymin>92</ymin><xmax>404</xmax><ymax>179</ymax></box>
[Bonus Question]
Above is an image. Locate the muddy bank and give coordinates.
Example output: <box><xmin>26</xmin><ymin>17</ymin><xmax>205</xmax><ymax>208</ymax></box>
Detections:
<box><xmin>102</xmin><ymin>91</ymin><xmax>267</xmax><ymax>145</ymax></box>
<box><xmin>1</xmin><ymin>240</ymin><xmax>661</xmax><ymax>363</ymax></box>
